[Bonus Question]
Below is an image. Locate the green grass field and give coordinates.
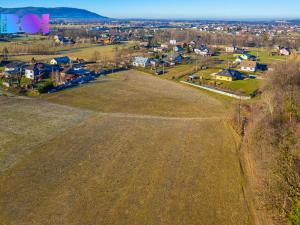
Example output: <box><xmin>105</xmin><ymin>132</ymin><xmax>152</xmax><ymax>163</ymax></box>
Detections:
<box><xmin>219</xmin><ymin>78</ymin><xmax>262</xmax><ymax>95</ymax></box>
<box><xmin>196</xmin><ymin>68</ymin><xmax>221</xmax><ymax>79</ymax></box>
<box><xmin>0</xmin><ymin>70</ymin><xmax>251</xmax><ymax>225</ymax></box>
<box><xmin>248</xmin><ymin>48</ymin><xmax>288</xmax><ymax>64</ymax></box>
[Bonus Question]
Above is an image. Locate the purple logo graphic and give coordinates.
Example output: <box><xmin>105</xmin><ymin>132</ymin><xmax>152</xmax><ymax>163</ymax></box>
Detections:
<box><xmin>0</xmin><ymin>14</ymin><xmax>49</xmax><ymax>34</ymax></box>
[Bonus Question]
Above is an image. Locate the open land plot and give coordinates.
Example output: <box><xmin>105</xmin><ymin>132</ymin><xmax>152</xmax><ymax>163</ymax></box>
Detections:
<box><xmin>42</xmin><ymin>70</ymin><xmax>226</xmax><ymax>118</ymax></box>
<box><xmin>248</xmin><ymin>48</ymin><xmax>288</xmax><ymax>64</ymax></box>
<box><xmin>9</xmin><ymin>41</ymin><xmax>134</xmax><ymax>62</ymax></box>
<box><xmin>0</xmin><ymin>70</ymin><xmax>250</xmax><ymax>225</ymax></box>
<box><xmin>0</xmin><ymin>96</ymin><xmax>92</xmax><ymax>172</ymax></box>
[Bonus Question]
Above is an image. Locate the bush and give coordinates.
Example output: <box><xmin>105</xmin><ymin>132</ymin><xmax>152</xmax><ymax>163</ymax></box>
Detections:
<box><xmin>288</xmin><ymin>201</ymin><xmax>300</xmax><ymax>225</ymax></box>
<box><xmin>36</xmin><ymin>80</ymin><xmax>54</xmax><ymax>93</ymax></box>
<box><xmin>26</xmin><ymin>89</ymin><xmax>40</xmax><ymax>97</ymax></box>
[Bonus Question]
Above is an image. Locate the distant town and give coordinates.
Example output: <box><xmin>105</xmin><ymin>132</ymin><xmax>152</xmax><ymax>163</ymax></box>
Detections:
<box><xmin>0</xmin><ymin>19</ymin><xmax>299</xmax><ymax>98</ymax></box>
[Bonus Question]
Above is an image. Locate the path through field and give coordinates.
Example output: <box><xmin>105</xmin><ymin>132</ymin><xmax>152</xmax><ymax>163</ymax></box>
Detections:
<box><xmin>0</xmin><ymin>71</ymin><xmax>250</xmax><ymax>225</ymax></box>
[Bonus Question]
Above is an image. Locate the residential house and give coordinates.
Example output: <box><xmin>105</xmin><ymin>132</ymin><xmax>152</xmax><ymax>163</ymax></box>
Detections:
<box><xmin>216</xmin><ymin>69</ymin><xmax>243</xmax><ymax>81</ymax></box>
<box><xmin>194</xmin><ymin>45</ymin><xmax>211</xmax><ymax>56</ymax></box>
<box><xmin>235</xmin><ymin>53</ymin><xmax>256</xmax><ymax>63</ymax></box>
<box><xmin>163</xmin><ymin>53</ymin><xmax>183</xmax><ymax>66</ymax></box>
<box><xmin>4</xmin><ymin>61</ymin><xmax>26</xmax><ymax>72</ymax></box>
<box><xmin>50</xmin><ymin>56</ymin><xmax>71</xmax><ymax>65</ymax></box>
<box><xmin>153</xmin><ymin>47</ymin><xmax>164</xmax><ymax>53</ymax></box>
<box><xmin>3</xmin><ymin>61</ymin><xmax>27</xmax><ymax>78</ymax></box>
<box><xmin>240</xmin><ymin>60</ymin><xmax>258</xmax><ymax>72</ymax></box>
<box><xmin>150</xmin><ymin>59</ymin><xmax>160</xmax><ymax>68</ymax></box>
<box><xmin>176</xmin><ymin>42</ymin><xmax>186</xmax><ymax>48</ymax></box>
<box><xmin>132</xmin><ymin>57</ymin><xmax>151</xmax><ymax>67</ymax></box>
<box><xmin>139</xmin><ymin>42</ymin><xmax>149</xmax><ymax>48</ymax></box>
<box><xmin>24</xmin><ymin>63</ymin><xmax>54</xmax><ymax>80</ymax></box>
<box><xmin>54</xmin><ymin>35</ymin><xmax>75</xmax><ymax>45</ymax></box>
<box><xmin>279</xmin><ymin>47</ymin><xmax>291</xmax><ymax>56</ymax></box>
<box><xmin>225</xmin><ymin>46</ymin><xmax>245</xmax><ymax>53</ymax></box>
<box><xmin>226</xmin><ymin>46</ymin><xmax>236</xmax><ymax>53</ymax></box>
<box><xmin>173</xmin><ymin>45</ymin><xmax>184</xmax><ymax>52</ymax></box>
<box><xmin>161</xmin><ymin>44</ymin><xmax>169</xmax><ymax>49</ymax></box>
<box><xmin>189</xmin><ymin>41</ymin><xmax>196</xmax><ymax>49</ymax></box>
<box><xmin>169</xmin><ymin>40</ymin><xmax>177</xmax><ymax>45</ymax></box>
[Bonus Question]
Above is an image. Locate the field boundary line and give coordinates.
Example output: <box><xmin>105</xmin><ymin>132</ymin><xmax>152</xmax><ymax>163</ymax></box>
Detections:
<box><xmin>180</xmin><ymin>81</ymin><xmax>252</xmax><ymax>100</ymax></box>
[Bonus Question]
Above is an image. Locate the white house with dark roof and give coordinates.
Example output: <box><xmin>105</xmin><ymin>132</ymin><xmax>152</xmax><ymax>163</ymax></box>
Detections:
<box><xmin>50</xmin><ymin>56</ymin><xmax>71</xmax><ymax>65</ymax></box>
<box><xmin>132</xmin><ymin>57</ymin><xmax>151</xmax><ymax>67</ymax></box>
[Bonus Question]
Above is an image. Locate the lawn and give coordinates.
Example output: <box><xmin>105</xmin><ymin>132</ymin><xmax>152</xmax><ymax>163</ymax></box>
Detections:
<box><xmin>159</xmin><ymin>64</ymin><xmax>196</xmax><ymax>80</ymax></box>
<box><xmin>0</xmin><ymin>70</ymin><xmax>250</xmax><ymax>225</ymax></box>
<box><xmin>219</xmin><ymin>78</ymin><xmax>262</xmax><ymax>96</ymax></box>
<box><xmin>248</xmin><ymin>48</ymin><xmax>288</xmax><ymax>64</ymax></box>
<box><xmin>196</xmin><ymin>68</ymin><xmax>221</xmax><ymax>79</ymax></box>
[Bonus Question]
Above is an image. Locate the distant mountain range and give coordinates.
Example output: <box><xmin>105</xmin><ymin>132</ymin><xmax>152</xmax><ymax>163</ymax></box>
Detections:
<box><xmin>0</xmin><ymin>7</ymin><xmax>109</xmax><ymax>21</ymax></box>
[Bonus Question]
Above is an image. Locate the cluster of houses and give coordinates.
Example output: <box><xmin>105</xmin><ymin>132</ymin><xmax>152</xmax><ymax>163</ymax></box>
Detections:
<box><xmin>54</xmin><ymin>35</ymin><xmax>75</xmax><ymax>45</ymax></box>
<box><xmin>133</xmin><ymin>39</ymin><xmax>214</xmax><ymax>70</ymax></box>
<box><xmin>53</xmin><ymin>34</ymin><xmax>121</xmax><ymax>46</ymax></box>
<box><xmin>96</xmin><ymin>36</ymin><xmax>120</xmax><ymax>46</ymax></box>
<box><xmin>132</xmin><ymin>53</ymin><xmax>185</xmax><ymax>70</ymax></box>
<box><xmin>141</xmin><ymin>39</ymin><xmax>212</xmax><ymax>56</ymax></box>
<box><xmin>0</xmin><ymin>56</ymin><xmax>96</xmax><ymax>92</ymax></box>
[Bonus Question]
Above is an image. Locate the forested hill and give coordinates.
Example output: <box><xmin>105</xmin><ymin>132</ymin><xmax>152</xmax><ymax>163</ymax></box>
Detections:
<box><xmin>0</xmin><ymin>7</ymin><xmax>109</xmax><ymax>21</ymax></box>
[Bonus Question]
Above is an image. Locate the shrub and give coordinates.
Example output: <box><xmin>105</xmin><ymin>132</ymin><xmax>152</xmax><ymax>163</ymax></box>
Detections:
<box><xmin>288</xmin><ymin>201</ymin><xmax>300</xmax><ymax>225</ymax></box>
<box><xmin>36</xmin><ymin>80</ymin><xmax>54</xmax><ymax>93</ymax></box>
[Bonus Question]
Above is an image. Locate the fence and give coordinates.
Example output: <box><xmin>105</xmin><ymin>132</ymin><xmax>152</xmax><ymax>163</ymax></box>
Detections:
<box><xmin>180</xmin><ymin>81</ymin><xmax>251</xmax><ymax>100</ymax></box>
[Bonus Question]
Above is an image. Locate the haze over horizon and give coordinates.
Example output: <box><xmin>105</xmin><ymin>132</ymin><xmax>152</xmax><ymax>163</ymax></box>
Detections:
<box><xmin>1</xmin><ymin>0</ymin><xmax>300</xmax><ymax>20</ymax></box>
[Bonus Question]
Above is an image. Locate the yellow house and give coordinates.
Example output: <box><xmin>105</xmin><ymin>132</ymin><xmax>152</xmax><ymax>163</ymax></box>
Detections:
<box><xmin>216</xmin><ymin>69</ymin><xmax>243</xmax><ymax>82</ymax></box>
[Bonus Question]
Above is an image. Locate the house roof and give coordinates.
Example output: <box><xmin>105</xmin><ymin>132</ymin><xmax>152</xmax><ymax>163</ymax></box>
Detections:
<box><xmin>240</xmin><ymin>60</ymin><xmax>257</xmax><ymax>68</ymax></box>
<box><xmin>25</xmin><ymin>62</ymin><xmax>49</xmax><ymax>70</ymax></box>
<box><xmin>243</xmin><ymin>53</ymin><xmax>255</xmax><ymax>59</ymax></box>
<box><xmin>165</xmin><ymin>53</ymin><xmax>182</xmax><ymax>61</ymax></box>
<box><xmin>218</xmin><ymin>69</ymin><xmax>242</xmax><ymax>79</ymax></box>
<box><xmin>189</xmin><ymin>74</ymin><xmax>199</xmax><ymax>79</ymax></box>
<box><xmin>52</xmin><ymin>56</ymin><xmax>70</xmax><ymax>63</ymax></box>
<box><xmin>280</xmin><ymin>47</ymin><xmax>291</xmax><ymax>52</ymax></box>
<box><xmin>5</xmin><ymin>61</ymin><xmax>26</xmax><ymax>69</ymax></box>
<box><xmin>195</xmin><ymin>45</ymin><xmax>210</xmax><ymax>51</ymax></box>
<box><xmin>133</xmin><ymin>57</ymin><xmax>149</xmax><ymax>64</ymax></box>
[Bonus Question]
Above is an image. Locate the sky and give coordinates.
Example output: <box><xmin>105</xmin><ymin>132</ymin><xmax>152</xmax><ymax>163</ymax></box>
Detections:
<box><xmin>1</xmin><ymin>0</ymin><xmax>300</xmax><ymax>20</ymax></box>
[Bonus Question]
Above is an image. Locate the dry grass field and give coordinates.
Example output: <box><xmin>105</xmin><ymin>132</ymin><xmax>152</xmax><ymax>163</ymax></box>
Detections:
<box><xmin>42</xmin><ymin>70</ymin><xmax>225</xmax><ymax>117</ymax></box>
<box><xmin>10</xmin><ymin>42</ymin><xmax>134</xmax><ymax>62</ymax></box>
<box><xmin>0</xmin><ymin>70</ymin><xmax>250</xmax><ymax>225</ymax></box>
